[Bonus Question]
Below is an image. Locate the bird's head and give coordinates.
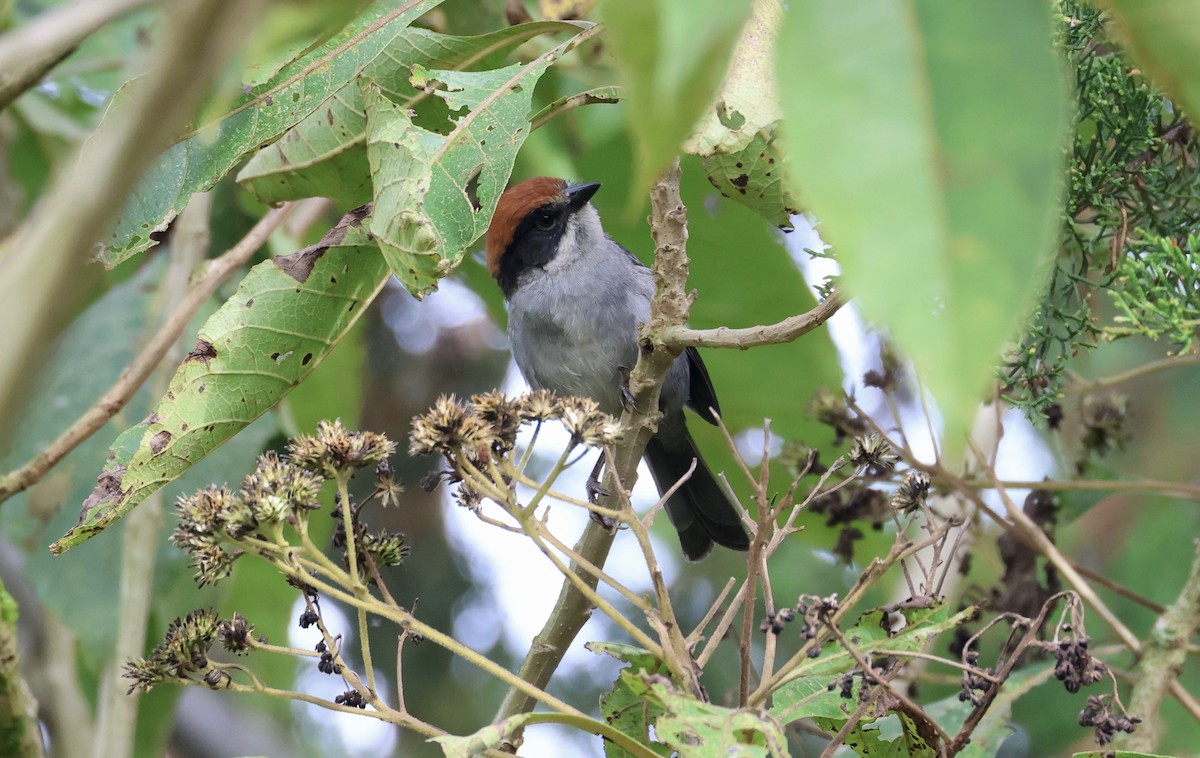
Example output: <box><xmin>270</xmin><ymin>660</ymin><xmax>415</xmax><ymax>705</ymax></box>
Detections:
<box><xmin>485</xmin><ymin>176</ymin><xmax>602</xmax><ymax>297</ymax></box>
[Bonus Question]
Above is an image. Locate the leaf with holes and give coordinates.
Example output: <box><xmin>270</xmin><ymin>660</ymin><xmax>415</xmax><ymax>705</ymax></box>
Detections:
<box><xmin>684</xmin><ymin>0</ymin><xmax>797</xmax><ymax>227</ymax></box>
<box><xmin>100</xmin><ymin>0</ymin><xmax>444</xmax><ymax>267</ymax></box>
<box><xmin>237</xmin><ymin>21</ymin><xmax>583</xmax><ymax>206</ymax></box>
<box><xmin>362</xmin><ymin>22</ymin><xmax>598</xmax><ymax>296</ymax></box>
<box><xmin>770</xmin><ymin>604</ymin><xmax>975</xmax><ymax>725</ymax></box>
<box><xmin>53</xmin><ymin>209</ymin><xmax>389</xmax><ymax>553</ymax></box>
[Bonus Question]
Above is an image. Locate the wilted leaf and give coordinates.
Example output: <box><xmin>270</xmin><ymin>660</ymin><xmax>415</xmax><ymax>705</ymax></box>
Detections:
<box><xmin>776</xmin><ymin>0</ymin><xmax>1070</xmax><ymax>451</ymax></box>
<box><xmin>53</xmin><ymin>209</ymin><xmax>388</xmax><ymax>552</ymax></box>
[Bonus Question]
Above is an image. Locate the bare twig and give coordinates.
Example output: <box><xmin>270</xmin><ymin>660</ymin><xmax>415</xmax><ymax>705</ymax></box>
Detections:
<box><xmin>663</xmin><ymin>289</ymin><xmax>844</xmax><ymax>351</ymax></box>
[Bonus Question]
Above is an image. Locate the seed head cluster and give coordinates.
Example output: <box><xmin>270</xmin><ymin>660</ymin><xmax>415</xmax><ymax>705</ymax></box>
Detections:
<box><xmin>171</xmin><ymin>422</ymin><xmax>406</xmax><ymax>587</ymax></box>
<box><xmin>409</xmin><ymin>391</ymin><xmax>620</xmax><ymax>492</ymax></box>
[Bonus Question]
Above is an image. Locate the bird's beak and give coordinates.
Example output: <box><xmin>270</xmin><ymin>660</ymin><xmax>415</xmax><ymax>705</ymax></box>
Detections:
<box><xmin>566</xmin><ymin>182</ymin><xmax>601</xmax><ymax>209</ymax></box>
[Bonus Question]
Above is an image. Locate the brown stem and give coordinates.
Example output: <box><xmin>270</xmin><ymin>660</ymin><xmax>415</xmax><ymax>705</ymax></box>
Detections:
<box><xmin>663</xmin><ymin>289</ymin><xmax>844</xmax><ymax>350</ymax></box>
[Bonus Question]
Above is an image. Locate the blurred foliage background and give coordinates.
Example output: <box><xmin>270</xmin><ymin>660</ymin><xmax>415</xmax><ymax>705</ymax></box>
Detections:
<box><xmin>0</xmin><ymin>0</ymin><xmax>1198</xmax><ymax>756</ymax></box>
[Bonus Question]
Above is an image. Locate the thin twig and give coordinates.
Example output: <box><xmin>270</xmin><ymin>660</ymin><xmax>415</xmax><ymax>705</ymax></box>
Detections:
<box><xmin>663</xmin><ymin>290</ymin><xmax>844</xmax><ymax>350</ymax></box>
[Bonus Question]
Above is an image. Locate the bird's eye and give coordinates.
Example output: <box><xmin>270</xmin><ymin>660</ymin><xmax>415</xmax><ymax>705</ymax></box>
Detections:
<box><xmin>534</xmin><ymin>211</ymin><xmax>556</xmax><ymax>231</ymax></box>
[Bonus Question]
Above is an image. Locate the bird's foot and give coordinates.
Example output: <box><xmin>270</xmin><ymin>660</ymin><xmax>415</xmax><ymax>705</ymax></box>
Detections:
<box><xmin>618</xmin><ymin>365</ymin><xmax>640</xmax><ymax>413</ymax></box>
<box><xmin>585</xmin><ymin>476</ymin><xmax>610</xmax><ymax>504</ymax></box>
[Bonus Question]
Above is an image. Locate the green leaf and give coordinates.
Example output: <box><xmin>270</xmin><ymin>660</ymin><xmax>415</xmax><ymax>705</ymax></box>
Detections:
<box><xmin>771</xmin><ymin>604</ymin><xmax>975</xmax><ymax>724</ymax></box>
<box><xmin>1073</xmin><ymin>753</ymin><xmax>1177</xmax><ymax>758</ymax></box>
<box><xmin>99</xmin><ymin>0</ymin><xmax>445</xmax><ymax>267</ymax></box>
<box><xmin>1097</xmin><ymin>0</ymin><xmax>1200</xmax><ymax>121</ymax></box>
<box><xmin>683</xmin><ymin>0</ymin><xmax>798</xmax><ymax>227</ymax></box>
<box><xmin>643</xmin><ymin>678</ymin><xmax>788</xmax><ymax>757</ymax></box>
<box><xmin>363</xmin><ymin>23</ymin><xmax>598</xmax><ymax>297</ymax></box>
<box><xmin>601</xmin><ymin>0</ymin><xmax>754</xmax><ymax>202</ymax></box>
<box><xmin>589</xmin><ymin>642</ymin><xmax>671</xmax><ymax>758</ymax></box>
<box><xmin>52</xmin><ymin>210</ymin><xmax>389</xmax><ymax>553</ymax></box>
<box><xmin>776</xmin><ymin>0</ymin><xmax>1070</xmax><ymax>451</ymax></box>
<box><xmin>238</xmin><ymin>22</ymin><xmax>584</xmax><ymax>206</ymax></box>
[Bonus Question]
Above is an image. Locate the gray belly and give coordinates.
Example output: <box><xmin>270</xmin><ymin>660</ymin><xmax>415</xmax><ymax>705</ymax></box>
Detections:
<box><xmin>510</xmin><ymin>311</ymin><xmax>634</xmax><ymax>416</ymax></box>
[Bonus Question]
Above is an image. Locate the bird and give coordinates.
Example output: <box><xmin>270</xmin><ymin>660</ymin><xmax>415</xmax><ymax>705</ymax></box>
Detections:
<box><xmin>484</xmin><ymin>176</ymin><xmax>751</xmax><ymax>560</ymax></box>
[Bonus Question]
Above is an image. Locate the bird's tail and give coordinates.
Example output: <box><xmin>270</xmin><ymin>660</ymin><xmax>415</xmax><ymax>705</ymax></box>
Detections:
<box><xmin>644</xmin><ymin>424</ymin><xmax>750</xmax><ymax>561</ymax></box>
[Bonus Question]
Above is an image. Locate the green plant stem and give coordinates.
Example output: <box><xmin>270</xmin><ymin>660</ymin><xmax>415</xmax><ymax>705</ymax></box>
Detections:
<box><xmin>183</xmin><ymin>677</ymin><xmax>446</xmax><ymax>736</ymax></box>
<box><xmin>1116</xmin><ymin>541</ymin><xmax>1200</xmax><ymax>751</ymax></box>
<box><xmin>1066</xmin><ymin>352</ymin><xmax>1200</xmax><ymax>395</ymax></box>
<box><xmin>526</xmin><ymin>521</ymin><xmax>648</xmax><ymax>611</ymax></box>
<box><xmin>960</xmin><ymin>476</ymin><xmax>1200</xmax><ymax>500</ymax></box>
<box><xmin>334</xmin><ymin>473</ymin><xmax>376</xmax><ymax>695</ymax></box>
<box><xmin>501</xmin><ymin>712</ymin><xmax>662</xmax><ymax>758</ymax></box>
<box><xmin>259</xmin><ymin>547</ymin><xmax>588</xmax><ymax>720</ymax></box>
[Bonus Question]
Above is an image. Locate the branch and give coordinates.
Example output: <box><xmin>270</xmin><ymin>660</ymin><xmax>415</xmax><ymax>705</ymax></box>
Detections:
<box><xmin>1116</xmin><ymin>541</ymin><xmax>1200</xmax><ymax>752</ymax></box>
<box><xmin>0</xmin><ymin>0</ymin><xmax>154</xmax><ymax>109</ymax></box>
<box><xmin>662</xmin><ymin>289</ymin><xmax>844</xmax><ymax>350</ymax></box>
<box><xmin>0</xmin><ymin>204</ymin><xmax>292</xmax><ymax>506</ymax></box>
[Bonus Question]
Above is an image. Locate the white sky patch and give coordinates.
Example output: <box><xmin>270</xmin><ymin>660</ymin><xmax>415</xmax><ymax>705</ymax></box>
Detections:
<box><xmin>381</xmin><ymin>276</ymin><xmax>505</xmax><ymax>354</ymax></box>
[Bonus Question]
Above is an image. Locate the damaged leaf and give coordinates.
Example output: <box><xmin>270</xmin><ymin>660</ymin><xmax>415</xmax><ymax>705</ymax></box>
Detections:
<box><xmin>53</xmin><ymin>213</ymin><xmax>388</xmax><ymax>553</ymax></box>
<box><xmin>684</xmin><ymin>0</ymin><xmax>799</xmax><ymax>226</ymax></box>
<box><xmin>363</xmin><ymin>23</ymin><xmax>597</xmax><ymax>297</ymax></box>
<box><xmin>237</xmin><ymin>21</ymin><xmax>582</xmax><ymax>206</ymax></box>
<box><xmin>100</xmin><ymin>0</ymin><xmax>444</xmax><ymax>267</ymax></box>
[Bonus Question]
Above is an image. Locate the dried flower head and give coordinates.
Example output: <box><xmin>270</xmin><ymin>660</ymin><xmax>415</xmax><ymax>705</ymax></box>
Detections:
<box><xmin>469</xmin><ymin>390</ymin><xmax>523</xmax><ymax>453</ymax></box>
<box><xmin>848</xmin><ymin>433</ymin><xmax>898</xmax><ymax>476</ymax></box>
<box><xmin>890</xmin><ymin>471</ymin><xmax>931</xmax><ymax>512</ymax></box>
<box><xmin>219</xmin><ymin>612</ymin><xmax>256</xmax><ymax>654</ymax></box>
<box><xmin>515</xmin><ymin>389</ymin><xmax>562</xmax><ymax>422</ymax></box>
<box><xmin>239</xmin><ymin>451</ymin><xmax>324</xmax><ymax>526</ymax></box>
<box><xmin>374</xmin><ymin>459</ymin><xmax>404</xmax><ymax>508</ymax></box>
<box><xmin>362</xmin><ymin>529</ymin><xmax>410</xmax><ymax>568</ymax></box>
<box><xmin>290</xmin><ymin>419</ymin><xmax>396</xmax><ymax>474</ymax></box>
<box><xmin>808</xmin><ymin>388</ymin><xmax>868</xmax><ymax>445</ymax></box>
<box><xmin>189</xmin><ymin>544</ymin><xmax>239</xmax><ymax>587</ymax></box>
<box><xmin>559</xmin><ymin>397</ymin><xmax>619</xmax><ymax>447</ymax></box>
<box><xmin>172</xmin><ymin>486</ymin><xmax>238</xmax><ymax>548</ymax></box>
<box><xmin>124</xmin><ymin>609</ymin><xmax>220</xmax><ymax>694</ymax></box>
<box><xmin>409</xmin><ymin>395</ymin><xmax>493</xmax><ymax>458</ymax></box>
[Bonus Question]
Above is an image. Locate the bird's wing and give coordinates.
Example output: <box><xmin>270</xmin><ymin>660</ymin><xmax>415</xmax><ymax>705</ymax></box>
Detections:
<box><xmin>685</xmin><ymin>346</ymin><xmax>721</xmax><ymax>425</ymax></box>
